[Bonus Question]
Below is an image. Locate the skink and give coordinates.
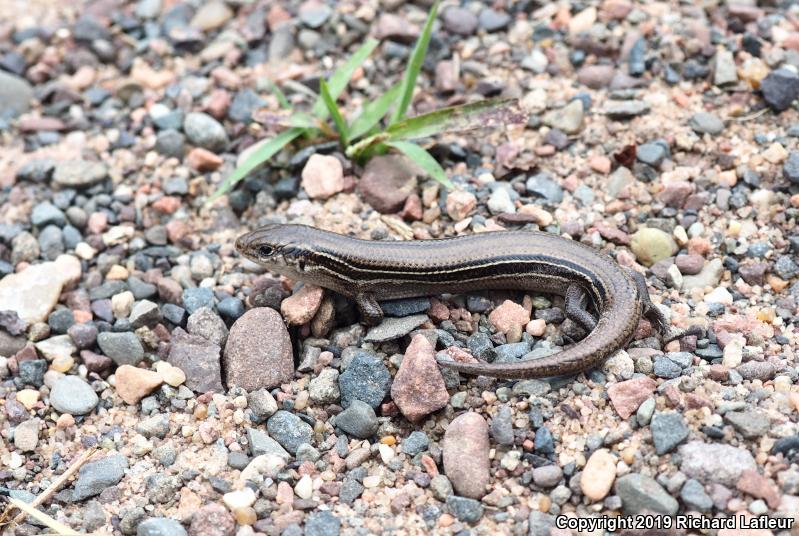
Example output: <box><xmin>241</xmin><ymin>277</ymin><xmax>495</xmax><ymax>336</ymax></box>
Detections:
<box><xmin>236</xmin><ymin>224</ymin><xmax>676</xmax><ymax>379</ymax></box>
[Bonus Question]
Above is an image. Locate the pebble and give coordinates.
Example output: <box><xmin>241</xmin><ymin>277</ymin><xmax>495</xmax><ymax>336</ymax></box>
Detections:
<box><xmin>680</xmin><ymin>479</ymin><xmax>713</xmax><ymax>512</ymax></box>
<box><xmin>0</xmin><ymin>262</ymin><xmax>65</xmax><ymax>324</ymax></box>
<box><xmin>183</xmin><ymin>112</ymin><xmax>228</xmax><ymax>152</ymax></box>
<box><xmin>223</xmin><ymin>308</ymin><xmax>293</xmax><ymax>391</ymax></box>
<box><xmin>129</xmin><ymin>300</ymin><xmax>162</xmax><ymax>329</ymax></box>
<box><xmin>446</xmin><ymin>495</ymin><xmax>483</xmax><ymax>523</ymax></box>
<box><xmin>186</xmin><ymin>307</ymin><xmax>228</xmax><ymax>346</ymax></box>
<box><xmin>603</xmin><ymin>100</ymin><xmax>649</xmax><ymax>118</ymax></box>
<box><xmin>35</xmin><ymin>334</ymin><xmax>76</xmax><ymax>361</ymax></box>
<box><xmin>50</xmin><ymin>376</ymin><xmax>98</xmax><ymax>415</ymax></box>
<box><xmin>401</xmin><ymin>431</ymin><xmax>430</xmax><ymax>456</ymax></box>
<box><xmin>525</xmin><ymin>173</ymin><xmax>563</xmax><ymax>204</ymax></box>
<box><xmin>784</xmin><ymin>151</ymin><xmax>799</xmax><ymax>183</ymax></box>
<box><xmin>390</xmin><ymin>334</ymin><xmax>449</xmax><ymax>422</ymax></box>
<box><xmin>543</xmin><ymin>99</ymin><xmax>584</xmax><ymax>134</ymax></box>
<box><xmin>445</xmin><ymin>190</ymin><xmax>476</xmax><ymax>221</ymax></box>
<box><xmin>72</xmin><ymin>454</ymin><xmax>129</xmax><ymax>501</ymax></box>
<box><xmin>304</xmin><ymin>511</ymin><xmax>340</xmax><ymax>536</ymax></box>
<box><xmin>488</xmin><ymin>300</ymin><xmax>531</xmax><ymax>334</ymax></box>
<box><xmin>615</xmin><ymin>473</ymin><xmax>678</xmax><ymax>515</ymax></box>
<box><xmin>0</xmin><ymin>71</ymin><xmax>33</xmax><ymax>117</ymax></box>
<box><xmin>281</xmin><ymin>284</ymin><xmax>324</xmax><ymax>325</ymax></box>
<box><xmin>137</xmin><ymin>518</ymin><xmax>187</xmax><ymax>536</ymax></box>
<box><xmin>532</xmin><ymin>465</ymin><xmax>562</xmax><ymax>488</ymax></box>
<box><xmin>650</xmin><ymin>412</ymin><xmax>689</xmax><ymax>454</ymax></box>
<box><xmin>339</xmin><ymin>350</ymin><xmax>391</xmax><ymax>408</ymax></box>
<box><xmin>630</xmin><ymin>228</ymin><xmax>677</xmax><ymax>266</ymax></box>
<box><xmin>581</xmin><ymin>449</ymin><xmax>616</xmax><ymax>501</ymax></box>
<box><xmin>189</xmin><ymin>504</ymin><xmax>234</xmax><ymax>536</ymax></box>
<box><xmin>301</xmin><ymin>154</ymin><xmax>344</xmax><ymax>200</ymax></box>
<box><xmin>182</xmin><ymin>288</ymin><xmax>215</xmax><ymax>315</ymax></box>
<box><xmin>364</xmin><ymin>314</ymin><xmax>428</xmax><ymax>342</ymax></box>
<box><xmin>97</xmin><ymin>331</ymin><xmax>145</xmax><ymax>366</ymax></box>
<box><xmin>443</xmin><ymin>412</ymin><xmax>490</xmax><ymax>499</ymax></box>
<box><xmin>679</xmin><ymin>441</ymin><xmax>756</xmax><ymax>486</ymax></box>
<box><xmin>359</xmin><ymin>155</ymin><xmax>418</xmax><ymax>213</ymax></box>
<box><xmin>760</xmin><ymin>67</ymin><xmax>799</xmax><ymax>112</ymax></box>
<box><xmin>653</xmin><ymin>355</ymin><xmax>682</xmax><ymax>378</ymax></box>
<box><xmin>478</xmin><ymin>8</ymin><xmax>510</xmax><ymax>32</ymax></box>
<box><xmin>248</xmin><ymin>389</ymin><xmax>278</xmax><ymax>422</ymax></box>
<box><xmin>380</xmin><ymin>297</ymin><xmax>430</xmax><ymax>317</ymax></box>
<box><xmin>14</xmin><ymin>418</ymin><xmax>40</xmax><ymax>452</ymax></box>
<box><xmin>267</xmin><ymin>410</ymin><xmax>314</xmax><ymax>455</ymax></box>
<box><xmin>308</xmin><ymin>368</ymin><xmax>340</xmax><ymax>404</ymax></box>
<box><xmin>168</xmin><ymin>328</ymin><xmax>222</xmax><ymax>393</ymax></box>
<box><xmin>689</xmin><ymin>112</ymin><xmax>725</xmax><ymax>135</ymax></box>
<box><xmin>115</xmin><ymin>365</ymin><xmax>164</xmax><ymax>405</ymax></box>
<box><xmin>247</xmin><ymin>428</ymin><xmax>289</xmax><ymax>459</ymax></box>
<box><xmin>724</xmin><ymin>410</ymin><xmax>769</xmax><ymax>439</ymax></box>
<box><xmin>190</xmin><ymin>1</ymin><xmax>233</xmax><ymax>31</ymax></box>
<box><xmin>607</xmin><ymin>377</ymin><xmax>656</xmax><ymax>419</ymax></box>
<box><xmin>336</xmin><ymin>400</ymin><xmax>379</xmax><ymax>438</ymax></box>
<box><xmin>53</xmin><ymin>160</ymin><xmax>108</xmax><ymax>188</ymax></box>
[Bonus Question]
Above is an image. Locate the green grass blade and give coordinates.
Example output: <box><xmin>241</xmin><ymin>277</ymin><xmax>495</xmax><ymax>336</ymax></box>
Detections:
<box><xmin>312</xmin><ymin>38</ymin><xmax>379</xmax><ymax>119</ymax></box>
<box><xmin>319</xmin><ymin>80</ymin><xmax>349</xmax><ymax>147</ymax></box>
<box><xmin>207</xmin><ymin>127</ymin><xmax>303</xmax><ymax>203</ymax></box>
<box><xmin>348</xmin><ymin>82</ymin><xmax>403</xmax><ymax>141</ymax></box>
<box><xmin>266</xmin><ymin>79</ymin><xmax>291</xmax><ymax>110</ymax></box>
<box><xmin>386</xmin><ymin>97</ymin><xmax>520</xmax><ymax>141</ymax></box>
<box><xmin>389</xmin><ymin>0</ymin><xmax>440</xmax><ymax>124</ymax></box>
<box><xmin>386</xmin><ymin>140</ymin><xmax>452</xmax><ymax>188</ymax></box>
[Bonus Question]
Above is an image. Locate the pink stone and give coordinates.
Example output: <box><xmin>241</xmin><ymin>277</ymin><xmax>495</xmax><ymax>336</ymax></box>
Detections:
<box><xmin>488</xmin><ymin>300</ymin><xmax>531</xmax><ymax>334</ymax></box>
<box><xmin>115</xmin><ymin>365</ymin><xmax>163</xmax><ymax>405</ymax></box>
<box><xmin>280</xmin><ymin>284</ymin><xmax>324</xmax><ymax>325</ymax></box>
<box><xmin>736</xmin><ymin>469</ymin><xmax>781</xmax><ymax>509</ymax></box>
<box><xmin>443</xmin><ymin>412</ymin><xmax>490</xmax><ymax>499</ymax></box>
<box><xmin>391</xmin><ymin>334</ymin><xmax>449</xmax><ymax>423</ymax></box>
<box><xmin>301</xmin><ymin>154</ymin><xmax>344</xmax><ymax>200</ymax></box>
<box><xmin>445</xmin><ymin>190</ymin><xmax>476</xmax><ymax>221</ymax></box>
<box><xmin>607</xmin><ymin>377</ymin><xmax>656</xmax><ymax>419</ymax></box>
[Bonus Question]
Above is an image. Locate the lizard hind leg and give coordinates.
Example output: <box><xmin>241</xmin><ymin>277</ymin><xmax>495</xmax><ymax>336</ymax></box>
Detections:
<box><xmin>355</xmin><ymin>292</ymin><xmax>384</xmax><ymax>326</ymax></box>
<box><xmin>564</xmin><ymin>283</ymin><xmax>598</xmax><ymax>333</ymax></box>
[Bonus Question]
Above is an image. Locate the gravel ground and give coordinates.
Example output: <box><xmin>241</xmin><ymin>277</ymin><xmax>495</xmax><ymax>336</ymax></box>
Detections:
<box><xmin>1</xmin><ymin>1</ymin><xmax>799</xmax><ymax>535</ymax></box>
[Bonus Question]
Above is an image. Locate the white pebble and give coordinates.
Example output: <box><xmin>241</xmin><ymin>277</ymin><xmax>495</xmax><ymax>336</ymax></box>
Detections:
<box><xmin>379</xmin><ymin>444</ymin><xmax>395</xmax><ymax>464</ymax></box>
<box><xmin>294</xmin><ymin>475</ymin><xmax>313</xmax><ymax>500</ymax></box>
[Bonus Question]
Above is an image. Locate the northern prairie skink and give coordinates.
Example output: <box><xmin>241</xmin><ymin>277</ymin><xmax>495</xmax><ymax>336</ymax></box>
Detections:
<box><xmin>236</xmin><ymin>224</ymin><xmax>678</xmax><ymax>379</ymax></box>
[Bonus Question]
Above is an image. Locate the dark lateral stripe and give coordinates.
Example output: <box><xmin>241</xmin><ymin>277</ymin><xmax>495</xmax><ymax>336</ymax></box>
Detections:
<box><xmin>309</xmin><ymin>251</ymin><xmax>608</xmax><ymax>302</ymax></box>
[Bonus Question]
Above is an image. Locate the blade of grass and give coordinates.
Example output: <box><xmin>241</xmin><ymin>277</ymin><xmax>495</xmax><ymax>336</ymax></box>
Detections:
<box><xmin>319</xmin><ymin>80</ymin><xmax>349</xmax><ymax>147</ymax></box>
<box><xmin>207</xmin><ymin>127</ymin><xmax>303</xmax><ymax>203</ymax></box>
<box><xmin>312</xmin><ymin>38</ymin><xmax>379</xmax><ymax>119</ymax></box>
<box><xmin>387</xmin><ymin>97</ymin><xmax>520</xmax><ymax>141</ymax></box>
<box><xmin>266</xmin><ymin>79</ymin><xmax>291</xmax><ymax>110</ymax></box>
<box><xmin>386</xmin><ymin>140</ymin><xmax>453</xmax><ymax>188</ymax></box>
<box><xmin>348</xmin><ymin>81</ymin><xmax>402</xmax><ymax>141</ymax></box>
<box><xmin>389</xmin><ymin>0</ymin><xmax>440</xmax><ymax>124</ymax></box>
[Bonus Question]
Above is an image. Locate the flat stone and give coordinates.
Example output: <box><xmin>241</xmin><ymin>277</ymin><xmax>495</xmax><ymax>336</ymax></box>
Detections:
<box><xmin>267</xmin><ymin>410</ymin><xmax>313</xmax><ymax>455</ymax></box>
<box><xmin>364</xmin><ymin>314</ymin><xmax>428</xmax><ymax>342</ymax></box>
<box><xmin>390</xmin><ymin>334</ymin><xmax>449</xmax><ymax>422</ymax></box>
<box><xmin>50</xmin><ymin>376</ymin><xmax>98</xmax><ymax>415</ymax></box>
<box><xmin>97</xmin><ymin>331</ymin><xmax>144</xmax><ymax>366</ymax></box>
<box><xmin>679</xmin><ymin>441</ymin><xmax>756</xmax><ymax>486</ymax></box>
<box><xmin>724</xmin><ymin>410</ymin><xmax>769</xmax><ymax>439</ymax></box>
<box><xmin>0</xmin><ymin>262</ymin><xmax>66</xmax><ymax>324</ymax></box>
<box><xmin>338</xmin><ymin>351</ymin><xmax>391</xmax><ymax>409</ymax></box>
<box><xmin>607</xmin><ymin>377</ymin><xmax>656</xmax><ymax>419</ymax></box>
<box><xmin>689</xmin><ymin>112</ymin><xmax>725</xmax><ymax>135</ymax></box>
<box><xmin>335</xmin><ymin>400</ymin><xmax>379</xmax><ymax>439</ymax></box>
<box><xmin>53</xmin><ymin>160</ymin><xmax>108</xmax><ymax>188</ymax></box>
<box><xmin>615</xmin><ymin>473</ymin><xmax>678</xmax><ymax>515</ymax></box>
<box><xmin>359</xmin><ymin>155</ymin><xmax>418</xmax><ymax>213</ymax></box>
<box><xmin>446</xmin><ymin>495</ymin><xmax>483</xmax><ymax>523</ymax></box>
<box><xmin>137</xmin><ymin>518</ymin><xmax>187</xmax><ymax>536</ymax></box>
<box><xmin>72</xmin><ymin>454</ymin><xmax>128</xmax><ymax>501</ymax></box>
<box><xmin>223</xmin><ymin>308</ymin><xmax>293</xmax><ymax>391</ymax></box>
<box><xmin>186</xmin><ymin>306</ymin><xmax>228</xmax><ymax>346</ymax></box>
<box><xmin>650</xmin><ymin>412</ymin><xmax>689</xmax><ymax>454</ymax></box>
<box><xmin>183</xmin><ymin>112</ymin><xmax>228</xmax><ymax>152</ymax></box>
<box><xmin>0</xmin><ymin>71</ymin><xmax>33</xmax><ymax>117</ymax></box>
<box><xmin>115</xmin><ymin>365</ymin><xmax>164</xmax><ymax>405</ymax></box>
<box><xmin>13</xmin><ymin>418</ymin><xmax>40</xmax><ymax>452</ymax></box>
<box><xmin>168</xmin><ymin>328</ymin><xmax>222</xmax><ymax>393</ymax></box>
<box><xmin>443</xmin><ymin>412</ymin><xmax>490</xmax><ymax>499</ymax></box>
<box><xmin>281</xmin><ymin>284</ymin><xmax>324</xmax><ymax>325</ymax></box>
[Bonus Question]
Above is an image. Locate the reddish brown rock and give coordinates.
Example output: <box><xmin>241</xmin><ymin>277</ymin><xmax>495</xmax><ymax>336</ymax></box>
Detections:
<box><xmin>675</xmin><ymin>254</ymin><xmax>705</xmax><ymax>275</ymax></box>
<box><xmin>224</xmin><ymin>308</ymin><xmax>293</xmax><ymax>391</ymax></box>
<box><xmin>189</xmin><ymin>502</ymin><xmax>235</xmax><ymax>536</ymax></box>
<box><xmin>358</xmin><ymin>155</ymin><xmax>418</xmax><ymax>214</ymax></box>
<box><xmin>187</xmin><ymin>147</ymin><xmax>223</xmax><ymax>171</ymax></box>
<box><xmin>577</xmin><ymin>65</ymin><xmax>615</xmax><ymax>89</ymax></box>
<box><xmin>443</xmin><ymin>412</ymin><xmax>490</xmax><ymax>499</ymax></box>
<box><xmin>391</xmin><ymin>334</ymin><xmax>449</xmax><ymax>423</ymax></box>
<box><xmin>168</xmin><ymin>328</ymin><xmax>223</xmax><ymax>393</ymax></box>
<box><xmin>736</xmin><ymin>469</ymin><xmax>781</xmax><ymax>509</ymax></box>
<box><xmin>281</xmin><ymin>284</ymin><xmax>324</xmax><ymax>325</ymax></box>
<box><xmin>488</xmin><ymin>300</ymin><xmax>531</xmax><ymax>334</ymax></box>
<box><xmin>607</xmin><ymin>377</ymin><xmax>656</xmax><ymax>419</ymax></box>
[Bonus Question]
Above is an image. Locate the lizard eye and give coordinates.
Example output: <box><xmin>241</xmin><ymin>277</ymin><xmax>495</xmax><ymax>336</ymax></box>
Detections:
<box><xmin>257</xmin><ymin>245</ymin><xmax>274</xmax><ymax>257</ymax></box>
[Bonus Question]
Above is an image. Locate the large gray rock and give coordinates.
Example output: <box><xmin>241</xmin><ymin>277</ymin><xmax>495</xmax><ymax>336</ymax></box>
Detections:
<box><xmin>615</xmin><ymin>473</ymin><xmax>678</xmax><ymax>515</ymax></box>
<box><xmin>72</xmin><ymin>454</ymin><xmax>129</xmax><ymax>501</ymax></box>
<box><xmin>0</xmin><ymin>72</ymin><xmax>33</xmax><ymax>117</ymax></box>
